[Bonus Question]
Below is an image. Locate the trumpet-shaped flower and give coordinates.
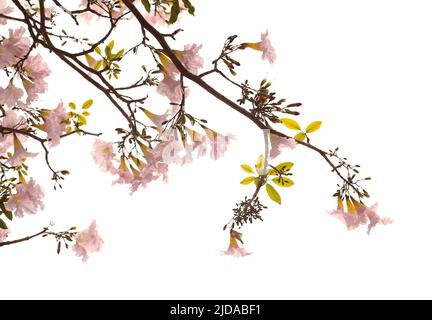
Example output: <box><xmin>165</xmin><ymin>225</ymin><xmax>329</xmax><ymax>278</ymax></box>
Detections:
<box><xmin>0</xmin><ymin>83</ymin><xmax>23</xmax><ymax>108</ymax></box>
<box><xmin>5</xmin><ymin>178</ymin><xmax>44</xmax><ymax>218</ymax></box>
<box><xmin>72</xmin><ymin>220</ymin><xmax>104</xmax><ymax>262</ymax></box>
<box><xmin>269</xmin><ymin>134</ymin><xmax>296</xmax><ymax>159</ymax></box>
<box><xmin>92</xmin><ymin>139</ymin><xmax>116</xmax><ymax>173</ymax></box>
<box><xmin>0</xmin><ymin>27</ymin><xmax>30</xmax><ymax>68</ymax></box>
<box><xmin>8</xmin><ymin>134</ymin><xmax>37</xmax><ymax>166</ymax></box>
<box><xmin>222</xmin><ymin>230</ymin><xmax>251</xmax><ymax>257</ymax></box>
<box><xmin>42</xmin><ymin>103</ymin><xmax>68</xmax><ymax>147</ymax></box>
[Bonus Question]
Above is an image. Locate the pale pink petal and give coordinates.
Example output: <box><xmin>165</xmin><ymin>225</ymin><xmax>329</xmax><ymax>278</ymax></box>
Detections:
<box><xmin>269</xmin><ymin>134</ymin><xmax>296</xmax><ymax>159</ymax></box>
<box><xmin>73</xmin><ymin>220</ymin><xmax>104</xmax><ymax>262</ymax></box>
<box><xmin>259</xmin><ymin>30</ymin><xmax>276</xmax><ymax>64</ymax></box>
<box><xmin>5</xmin><ymin>178</ymin><xmax>44</xmax><ymax>218</ymax></box>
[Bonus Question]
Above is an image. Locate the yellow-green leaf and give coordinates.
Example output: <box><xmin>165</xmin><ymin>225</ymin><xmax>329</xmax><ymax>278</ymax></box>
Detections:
<box><xmin>93</xmin><ymin>60</ymin><xmax>102</xmax><ymax>71</ymax></box>
<box><xmin>255</xmin><ymin>154</ymin><xmax>265</xmax><ymax>174</ymax></box>
<box><xmin>107</xmin><ymin>40</ymin><xmax>115</xmax><ymax>50</ymax></box>
<box><xmin>294</xmin><ymin>132</ymin><xmax>306</xmax><ymax>141</ymax></box>
<box><xmin>282</xmin><ymin>118</ymin><xmax>301</xmax><ymax>131</ymax></box>
<box><xmin>94</xmin><ymin>46</ymin><xmax>101</xmax><ymax>55</ymax></box>
<box><xmin>266</xmin><ymin>184</ymin><xmax>281</xmax><ymax>204</ymax></box>
<box><xmin>141</xmin><ymin>0</ymin><xmax>151</xmax><ymax>12</ymax></box>
<box><xmin>82</xmin><ymin>99</ymin><xmax>93</xmax><ymax>109</ymax></box>
<box><xmin>77</xmin><ymin>115</ymin><xmax>87</xmax><ymax>125</ymax></box>
<box><xmin>305</xmin><ymin>121</ymin><xmax>322</xmax><ymax>133</ymax></box>
<box><xmin>275</xmin><ymin>162</ymin><xmax>294</xmax><ymax>173</ymax></box>
<box><xmin>82</xmin><ymin>111</ymin><xmax>90</xmax><ymax>116</ymax></box>
<box><xmin>272</xmin><ymin>177</ymin><xmax>294</xmax><ymax>188</ymax></box>
<box><xmin>68</xmin><ymin>102</ymin><xmax>76</xmax><ymax>110</ymax></box>
<box><xmin>240</xmin><ymin>176</ymin><xmax>255</xmax><ymax>185</ymax></box>
<box><xmin>241</xmin><ymin>164</ymin><xmax>254</xmax><ymax>174</ymax></box>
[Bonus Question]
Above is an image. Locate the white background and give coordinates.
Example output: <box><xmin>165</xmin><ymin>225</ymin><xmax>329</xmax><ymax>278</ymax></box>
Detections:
<box><xmin>1</xmin><ymin>0</ymin><xmax>432</xmax><ymax>299</ymax></box>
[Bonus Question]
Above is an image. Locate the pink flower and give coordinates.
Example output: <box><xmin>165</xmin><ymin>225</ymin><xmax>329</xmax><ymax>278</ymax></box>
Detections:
<box><xmin>0</xmin><ymin>83</ymin><xmax>23</xmax><ymax>107</ymax></box>
<box><xmin>9</xmin><ymin>134</ymin><xmax>38</xmax><ymax>167</ymax></box>
<box><xmin>269</xmin><ymin>134</ymin><xmax>296</xmax><ymax>159</ymax></box>
<box><xmin>204</xmin><ymin>128</ymin><xmax>234</xmax><ymax>160</ymax></box>
<box><xmin>72</xmin><ymin>220</ymin><xmax>104</xmax><ymax>262</ymax></box>
<box><xmin>22</xmin><ymin>54</ymin><xmax>50</xmax><ymax>103</ymax></box>
<box><xmin>92</xmin><ymin>139</ymin><xmax>116</xmax><ymax>173</ymax></box>
<box><xmin>156</xmin><ymin>76</ymin><xmax>184</xmax><ymax>104</ymax></box>
<box><xmin>222</xmin><ymin>230</ymin><xmax>252</xmax><ymax>257</ymax></box>
<box><xmin>0</xmin><ymin>110</ymin><xmax>26</xmax><ymax>153</ymax></box>
<box><xmin>42</xmin><ymin>102</ymin><xmax>68</xmax><ymax>147</ymax></box>
<box><xmin>0</xmin><ymin>1</ymin><xmax>13</xmax><ymax>25</ymax></box>
<box><xmin>365</xmin><ymin>203</ymin><xmax>393</xmax><ymax>235</ymax></box>
<box><xmin>5</xmin><ymin>178</ymin><xmax>44</xmax><ymax>218</ymax></box>
<box><xmin>145</xmin><ymin>7</ymin><xmax>169</xmax><ymax>26</ymax></box>
<box><xmin>0</xmin><ymin>27</ymin><xmax>30</xmax><ymax>68</ymax></box>
<box><xmin>259</xmin><ymin>30</ymin><xmax>276</xmax><ymax>64</ymax></box>
<box><xmin>143</xmin><ymin>108</ymin><xmax>170</xmax><ymax>128</ymax></box>
<box><xmin>177</xmin><ymin>44</ymin><xmax>204</xmax><ymax>75</ymax></box>
<box><xmin>0</xmin><ymin>228</ymin><xmax>10</xmax><ymax>243</ymax></box>
<box><xmin>328</xmin><ymin>197</ymin><xmax>392</xmax><ymax>234</ymax></box>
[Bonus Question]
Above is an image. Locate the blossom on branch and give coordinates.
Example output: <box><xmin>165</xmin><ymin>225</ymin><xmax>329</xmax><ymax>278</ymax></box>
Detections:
<box><xmin>22</xmin><ymin>54</ymin><xmax>50</xmax><ymax>104</ymax></box>
<box><xmin>221</xmin><ymin>230</ymin><xmax>251</xmax><ymax>257</ymax></box>
<box><xmin>72</xmin><ymin>220</ymin><xmax>104</xmax><ymax>262</ymax></box>
<box><xmin>0</xmin><ymin>83</ymin><xmax>23</xmax><ymax>108</ymax></box>
<box><xmin>0</xmin><ymin>1</ymin><xmax>13</xmax><ymax>25</ymax></box>
<box><xmin>0</xmin><ymin>27</ymin><xmax>30</xmax><ymax>68</ymax></box>
<box><xmin>9</xmin><ymin>134</ymin><xmax>37</xmax><ymax>167</ymax></box>
<box><xmin>41</xmin><ymin>103</ymin><xmax>69</xmax><ymax>147</ymax></box>
<box><xmin>92</xmin><ymin>139</ymin><xmax>117</xmax><ymax>174</ymax></box>
<box><xmin>245</xmin><ymin>30</ymin><xmax>277</xmax><ymax>64</ymax></box>
<box><xmin>5</xmin><ymin>178</ymin><xmax>44</xmax><ymax>218</ymax></box>
<box><xmin>328</xmin><ymin>197</ymin><xmax>392</xmax><ymax>234</ymax></box>
<box><xmin>269</xmin><ymin>133</ymin><xmax>296</xmax><ymax>159</ymax></box>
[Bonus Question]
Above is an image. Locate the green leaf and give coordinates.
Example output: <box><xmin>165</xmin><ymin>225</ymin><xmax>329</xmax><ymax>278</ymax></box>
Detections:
<box><xmin>94</xmin><ymin>46</ymin><xmax>101</xmax><ymax>55</ymax></box>
<box><xmin>82</xmin><ymin>99</ymin><xmax>93</xmax><ymax>109</ymax></box>
<box><xmin>240</xmin><ymin>164</ymin><xmax>254</xmax><ymax>174</ymax></box>
<box><xmin>0</xmin><ymin>218</ymin><xmax>7</xmax><ymax>230</ymax></box>
<box><xmin>68</xmin><ymin>102</ymin><xmax>76</xmax><ymax>110</ymax></box>
<box><xmin>93</xmin><ymin>60</ymin><xmax>102</xmax><ymax>71</ymax></box>
<box><xmin>113</xmin><ymin>49</ymin><xmax>125</xmax><ymax>60</ymax></box>
<box><xmin>183</xmin><ymin>0</ymin><xmax>195</xmax><ymax>15</ymax></box>
<box><xmin>275</xmin><ymin>162</ymin><xmax>294</xmax><ymax>173</ymax></box>
<box><xmin>107</xmin><ymin>40</ymin><xmax>115</xmax><ymax>51</ymax></box>
<box><xmin>168</xmin><ymin>0</ymin><xmax>181</xmax><ymax>24</ymax></box>
<box><xmin>240</xmin><ymin>176</ymin><xmax>256</xmax><ymax>185</ymax></box>
<box><xmin>305</xmin><ymin>121</ymin><xmax>322</xmax><ymax>133</ymax></box>
<box><xmin>141</xmin><ymin>0</ymin><xmax>151</xmax><ymax>12</ymax></box>
<box><xmin>266</xmin><ymin>184</ymin><xmax>281</xmax><ymax>204</ymax></box>
<box><xmin>272</xmin><ymin>177</ymin><xmax>294</xmax><ymax>188</ymax></box>
<box><xmin>0</xmin><ymin>201</ymin><xmax>13</xmax><ymax>221</ymax></box>
<box><xmin>294</xmin><ymin>132</ymin><xmax>307</xmax><ymax>141</ymax></box>
<box><xmin>282</xmin><ymin>118</ymin><xmax>301</xmax><ymax>130</ymax></box>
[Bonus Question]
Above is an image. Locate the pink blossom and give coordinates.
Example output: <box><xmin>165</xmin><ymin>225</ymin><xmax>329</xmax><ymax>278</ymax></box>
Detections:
<box><xmin>0</xmin><ymin>83</ymin><xmax>23</xmax><ymax>107</ymax></box>
<box><xmin>269</xmin><ymin>134</ymin><xmax>296</xmax><ymax>159</ymax></box>
<box><xmin>0</xmin><ymin>228</ymin><xmax>10</xmax><ymax>243</ymax></box>
<box><xmin>177</xmin><ymin>44</ymin><xmax>204</xmax><ymax>75</ymax></box>
<box><xmin>259</xmin><ymin>30</ymin><xmax>276</xmax><ymax>64</ymax></box>
<box><xmin>0</xmin><ymin>27</ymin><xmax>30</xmax><ymax>68</ymax></box>
<box><xmin>204</xmin><ymin>128</ymin><xmax>234</xmax><ymax>160</ymax></box>
<box><xmin>328</xmin><ymin>197</ymin><xmax>392</xmax><ymax>234</ymax></box>
<box><xmin>0</xmin><ymin>110</ymin><xmax>26</xmax><ymax>153</ymax></box>
<box><xmin>365</xmin><ymin>203</ymin><xmax>393</xmax><ymax>235</ymax></box>
<box><xmin>9</xmin><ymin>134</ymin><xmax>38</xmax><ymax>167</ymax></box>
<box><xmin>72</xmin><ymin>220</ymin><xmax>104</xmax><ymax>262</ymax></box>
<box><xmin>145</xmin><ymin>7</ymin><xmax>169</xmax><ymax>26</ymax></box>
<box><xmin>143</xmin><ymin>108</ymin><xmax>169</xmax><ymax>128</ymax></box>
<box><xmin>43</xmin><ymin>102</ymin><xmax>68</xmax><ymax>147</ymax></box>
<box><xmin>5</xmin><ymin>178</ymin><xmax>44</xmax><ymax>218</ymax></box>
<box><xmin>22</xmin><ymin>54</ymin><xmax>50</xmax><ymax>103</ymax></box>
<box><xmin>156</xmin><ymin>76</ymin><xmax>184</xmax><ymax>103</ymax></box>
<box><xmin>92</xmin><ymin>139</ymin><xmax>116</xmax><ymax>173</ymax></box>
<box><xmin>0</xmin><ymin>1</ymin><xmax>13</xmax><ymax>25</ymax></box>
<box><xmin>222</xmin><ymin>230</ymin><xmax>252</xmax><ymax>257</ymax></box>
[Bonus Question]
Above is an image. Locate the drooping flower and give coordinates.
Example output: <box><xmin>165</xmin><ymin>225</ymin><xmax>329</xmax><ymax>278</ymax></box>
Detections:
<box><xmin>0</xmin><ymin>27</ymin><xmax>31</xmax><ymax>68</ymax></box>
<box><xmin>0</xmin><ymin>110</ymin><xmax>27</xmax><ymax>153</ymax></box>
<box><xmin>221</xmin><ymin>230</ymin><xmax>252</xmax><ymax>257</ymax></box>
<box><xmin>0</xmin><ymin>1</ymin><xmax>13</xmax><ymax>25</ymax></box>
<box><xmin>92</xmin><ymin>139</ymin><xmax>116</xmax><ymax>173</ymax></box>
<box><xmin>156</xmin><ymin>76</ymin><xmax>184</xmax><ymax>104</ymax></box>
<box><xmin>0</xmin><ymin>83</ymin><xmax>23</xmax><ymax>107</ymax></box>
<box><xmin>9</xmin><ymin>134</ymin><xmax>38</xmax><ymax>167</ymax></box>
<box><xmin>203</xmin><ymin>128</ymin><xmax>234</xmax><ymax>160</ymax></box>
<box><xmin>176</xmin><ymin>44</ymin><xmax>204</xmax><ymax>75</ymax></box>
<box><xmin>22</xmin><ymin>54</ymin><xmax>50</xmax><ymax>103</ymax></box>
<box><xmin>246</xmin><ymin>30</ymin><xmax>277</xmax><ymax>64</ymax></box>
<box><xmin>269</xmin><ymin>133</ymin><xmax>296</xmax><ymax>159</ymax></box>
<box><xmin>0</xmin><ymin>228</ymin><xmax>10</xmax><ymax>243</ymax></box>
<box><xmin>41</xmin><ymin>102</ymin><xmax>68</xmax><ymax>147</ymax></box>
<box><xmin>5</xmin><ymin>178</ymin><xmax>44</xmax><ymax>218</ymax></box>
<box><xmin>72</xmin><ymin>220</ymin><xmax>104</xmax><ymax>262</ymax></box>
<box><xmin>328</xmin><ymin>197</ymin><xmax>392</xmax><ymax>234</ymax></box>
